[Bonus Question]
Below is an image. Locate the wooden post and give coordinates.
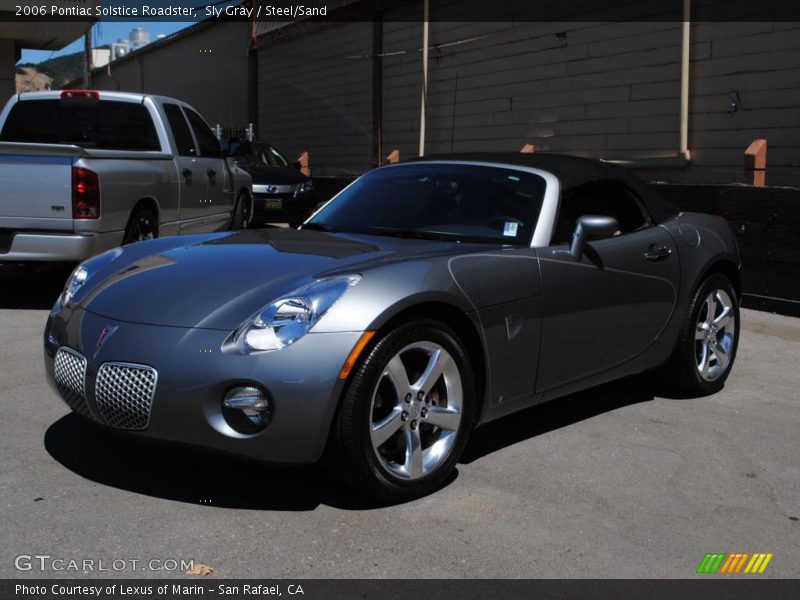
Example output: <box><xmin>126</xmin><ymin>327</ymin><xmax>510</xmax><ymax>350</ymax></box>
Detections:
<box><xmin>520</xmin><ymin>144</ymin><xmax>535</xmax><ymax>153</ymax></box>
<box><xmin>297</xmin><ymin>152</ymin><xmax>310</xmax><ymax>177</ymax></box>
<box><xmin>386</xmin><ymin>149</ymin><xmax>400</xmax><ymax>164</ymax></box>
<box><xmin>744</xmin><ymin>139</ymin><xmax>767</xmax><ymax>187</ymax></box>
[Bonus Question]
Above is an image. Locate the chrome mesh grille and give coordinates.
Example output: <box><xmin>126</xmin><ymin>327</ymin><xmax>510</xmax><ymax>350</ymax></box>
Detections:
<box><xmin>54</xmin><ymin>347</ymin><xmax>90</xmax><ymax>418</ymax></box>
<box><xmin>95</xmin><ymin>362</ymin><xmax>157</xmax><ymax>430</ymax></box>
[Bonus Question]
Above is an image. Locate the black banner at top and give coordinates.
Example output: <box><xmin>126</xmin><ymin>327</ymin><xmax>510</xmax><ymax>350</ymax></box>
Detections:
<box><xmin>4</xmin><ymin>0</ymin><xmax>800</xmax><ymax>23</ymax></box>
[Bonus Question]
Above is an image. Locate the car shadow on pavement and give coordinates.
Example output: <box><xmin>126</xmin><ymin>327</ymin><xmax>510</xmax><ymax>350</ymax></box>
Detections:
<box><xmin>0</xmin><ymin>263</ymin><xmax>74</xmax><ymax>309</ymax></box>
<box><xmin>44</xmin><ymin>374</ymin><xmax>665</xmax><ymax>511</ymax></box>
<box><xmin>460</xmin><ymin>374</ymin><xmax>658</xmax><ymax>463</ymax></box>
<box><xmin>44</xmin><ymin>414</ymin><xmax>387</xmax><ymax>511</ymax></box>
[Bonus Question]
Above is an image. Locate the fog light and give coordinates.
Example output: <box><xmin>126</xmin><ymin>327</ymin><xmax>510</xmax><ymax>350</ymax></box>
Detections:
<box><xmin>222</xmin><ymin>386</ymin><xmax>272</xmax><ymax>433</ymax></box>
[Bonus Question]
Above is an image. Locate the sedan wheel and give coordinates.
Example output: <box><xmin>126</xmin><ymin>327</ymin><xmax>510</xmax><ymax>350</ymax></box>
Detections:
<box><xmin>330</xmin><ymin>319</ymin><xmax>475</xmax><ymax>501</ymax></box>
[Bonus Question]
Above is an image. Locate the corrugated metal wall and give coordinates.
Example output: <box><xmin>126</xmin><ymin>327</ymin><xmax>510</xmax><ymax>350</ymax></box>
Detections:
<box><xmin>255</xmin><ymin>2</ymin><xmax>800</xmax><ymax>185</ymax></box>
<box><xmin>257</xmin><ymin>22</ymin><xmax>374</xmax><ymax>177</ymax></box>
<box><xmin>91</xmin><ymin>21</ymin><xmax>249</xmax><ymax>130</ymax></box>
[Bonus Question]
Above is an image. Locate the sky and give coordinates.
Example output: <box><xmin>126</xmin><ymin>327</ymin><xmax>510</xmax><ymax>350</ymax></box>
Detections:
<box><xmin>18</xmin><ymin>23</ymin><xmax>193</xmax><ymax>65</ymax></box>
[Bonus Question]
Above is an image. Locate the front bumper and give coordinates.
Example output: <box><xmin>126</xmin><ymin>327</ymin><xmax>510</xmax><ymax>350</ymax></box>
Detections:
<box><xmin>1</xmin><ymin>230</ymin><xmax>122</xmax><ymax>262</ymax></box>
<box><xmin>252</xmin><ymin>191</ymin><xmax>318</xmax><ymax>225</ymax></box>
<box><xmin>44</xmin><ymin>306</ymin><xmax>361</xmax><ymax>464</ymax></box>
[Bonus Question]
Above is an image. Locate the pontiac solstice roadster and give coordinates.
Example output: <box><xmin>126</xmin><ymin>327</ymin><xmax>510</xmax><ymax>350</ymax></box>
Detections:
<box><xmin>44</xmin><ymin>154</ymin><xmax>740</xmax><ymax>500</ymax></box>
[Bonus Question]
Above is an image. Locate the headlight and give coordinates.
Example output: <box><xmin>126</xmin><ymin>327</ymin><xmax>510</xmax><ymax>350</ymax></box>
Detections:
<box><xmin>62</xmin><ymin>265</ymin><xmax>89</xmax><ymax>305</ymax></box>
<box><xmin>61</xmin><ymin>248</ymin><xmax>122</xmax><ymax>305</ymax></box>
<box><xmin>295</xmin><ymin>180</ymin><xmax>314</xmax><ymax>196</ymax></box>
<box><xmin>230</xmin><ymin>275</ymin><xmax>360</xmax><ymax>354</ymax></box>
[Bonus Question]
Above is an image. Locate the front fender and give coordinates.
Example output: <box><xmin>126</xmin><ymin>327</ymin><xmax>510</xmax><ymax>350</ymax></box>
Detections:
<box><xmin>312</xmin><ymin>259</ymin><xmax>473</xmax><ymax>333</ymax></box>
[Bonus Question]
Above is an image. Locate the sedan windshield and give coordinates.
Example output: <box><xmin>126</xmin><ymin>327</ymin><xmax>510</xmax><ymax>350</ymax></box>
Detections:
<box><xmin>232</xmin><ymin>143</ymin><xmax>289</xmax><ymax>168</ymax></box>
<box><xmin>306</xmin><ymin>163</ymin><xmax>547</xmax><ymax>245</ymax></box>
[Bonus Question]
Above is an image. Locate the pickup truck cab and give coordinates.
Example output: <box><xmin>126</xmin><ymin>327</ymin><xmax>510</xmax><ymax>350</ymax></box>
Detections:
<box><xmin>0</xmin><ymin>90</ymin><xmax>252</xmax><ymax>262</ymax></box>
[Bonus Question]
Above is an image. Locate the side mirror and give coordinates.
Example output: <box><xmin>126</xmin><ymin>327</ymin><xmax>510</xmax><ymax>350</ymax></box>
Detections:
<box><xmin>569</xmin><ymin>214</ymin><xmax>620</xmax><ymax>261</ymax></box>
<box><xmin>291</xmin><ymin>161</ymin><xmax>302</xmax><ymax>171</ymax></box>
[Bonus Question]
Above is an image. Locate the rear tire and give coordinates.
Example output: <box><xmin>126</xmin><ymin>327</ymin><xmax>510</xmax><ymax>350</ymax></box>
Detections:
<box><xmin>660</xmin><ymin>273</ymin><xmax>740</xmax><ymax>396</ymax></box>
<box><xmin>230</xmin><ymin>192</ymin><xmax>251</xmax><ymax>230</ymax></box>
<box><xmin>122</xmin><ymin>206</ymin><xmax>158</xmax><ymax>245</ymax></box>
<box><xmin>329</xmin><ymin>319</ymin><xmax>475</xmax><ymax>501</ymax></box>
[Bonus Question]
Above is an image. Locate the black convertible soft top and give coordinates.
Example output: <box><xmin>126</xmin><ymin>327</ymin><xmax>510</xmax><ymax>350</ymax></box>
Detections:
<box><xmin>409</xmin><ymin>152</ymin><xmax>679</xmax><ymax>224</ymax></box>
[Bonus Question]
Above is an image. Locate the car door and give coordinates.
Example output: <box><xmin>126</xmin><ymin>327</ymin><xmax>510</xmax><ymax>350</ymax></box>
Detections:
<box><xmin>162</xmin><ymin>103</ymin><xmax>207</xmax><ymax>233</ymax></box>
<box><xmin>535</xmin><ymin>179</ymin><xmax>679</xmax><ymax>393</ymax></box>
<box><xmin>183</xmin><ymin>107</ymin><xmax>234</xmax><ymax>231</ymax></box>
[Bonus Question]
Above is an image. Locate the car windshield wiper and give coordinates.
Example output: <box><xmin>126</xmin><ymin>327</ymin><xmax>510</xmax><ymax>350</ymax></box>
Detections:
<box><xmin>361</xmin><ymin>227</ymin><xmax>456</xmax><ymax>242</ymax></box>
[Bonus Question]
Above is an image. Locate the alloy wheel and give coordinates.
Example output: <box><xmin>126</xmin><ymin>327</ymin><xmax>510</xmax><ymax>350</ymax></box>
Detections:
<box><xmin>133</xmin><ymin>217</ymin><xmax>155</xmax><ymax>242</ymax></box>
<box><xmin>695</xmin><ymin>288</ymin><xmax>736</xmax><ymax>381</ymax></box>
<box><xmin>369</xmin><ymin>342</ymin><xmax>463</xmax><ymax>480</ymax></box>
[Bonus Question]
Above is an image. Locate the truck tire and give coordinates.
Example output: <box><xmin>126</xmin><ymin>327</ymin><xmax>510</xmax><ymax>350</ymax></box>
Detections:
<box><xmin>230</xmin><ymin>192</ymin><xmax>251</xmax><ymax>230</ymax></box>
<box><xmin>122</xmin><ymin>206</ymin><xmax>158</xmax><ymax>245</ymax></box>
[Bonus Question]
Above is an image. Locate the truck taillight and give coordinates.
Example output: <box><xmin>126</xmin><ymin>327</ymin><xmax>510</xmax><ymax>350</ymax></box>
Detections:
<box><xmin>72</xmin><ymin>167</ymin><xmax>100</xmax><ymax>219</ymax></box>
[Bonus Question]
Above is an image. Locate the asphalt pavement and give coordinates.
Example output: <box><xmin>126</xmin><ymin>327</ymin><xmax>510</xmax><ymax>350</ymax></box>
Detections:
<box><xmin>1</xmin><ymin>263</ymin><xmax>798</xmax><ymax>579</ymax></box>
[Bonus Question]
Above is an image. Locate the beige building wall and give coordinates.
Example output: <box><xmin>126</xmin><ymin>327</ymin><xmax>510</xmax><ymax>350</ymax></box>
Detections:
<box><xmin>91</xmin><ymin>21</ymin><xmax>249</xmax><ymax>129</ymax></box>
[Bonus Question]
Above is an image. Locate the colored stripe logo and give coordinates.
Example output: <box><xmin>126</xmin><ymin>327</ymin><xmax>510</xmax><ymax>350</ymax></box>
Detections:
<box><xmin>697</xmin><ymin>552</ymin><xmax>773</xmax><ymax>574</ymax></box>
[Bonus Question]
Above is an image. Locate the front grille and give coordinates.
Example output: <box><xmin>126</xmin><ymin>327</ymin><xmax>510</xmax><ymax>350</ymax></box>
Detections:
<box><xmin>53</xmin><ymin>347</ymin><xmax>90</xmax><ymax>418</ymax></box>
<box><xmin>252</xmin><ymin>184</ymin><xmax>297</xmax><ymax>195</ymax></box>
<box><xmin>95</xmin><ymin>362</ymin><xmax>157</xmax><ymax>430</ymax></box>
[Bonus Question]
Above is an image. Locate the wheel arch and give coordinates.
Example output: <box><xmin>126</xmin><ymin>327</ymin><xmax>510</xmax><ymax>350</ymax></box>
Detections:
<box><xmin>692</xmin><ymin>258</ymin><xmax>742</xmax><ymax>304</ymax></box>
<box><xmin>124</xmin><ymin>197</ymin><xmax>161</xmax><ymax>235</ymax></box>
<box><xmin>367</xmin><ymin>301</ymin><xmax>489</xmax><ymax>426</ymax></box>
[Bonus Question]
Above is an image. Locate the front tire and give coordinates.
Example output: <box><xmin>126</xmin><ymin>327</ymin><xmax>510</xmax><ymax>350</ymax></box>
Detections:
<box><xmin>330</xmin><ymin>319</ymin><xmax>475</xmax><ymax>501</ymax></box>
<box><xmin>661</xmin><ymin>273</ymin><xmax>740</xmax><ymax>396</ymax></box>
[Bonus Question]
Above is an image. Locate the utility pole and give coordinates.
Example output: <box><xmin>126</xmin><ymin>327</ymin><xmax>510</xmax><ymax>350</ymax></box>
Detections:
<box><xmin>418</xmin><ymin>0</ymin><xmax>429</xmax><ymax>157</ymax></box>
<box><xmin>83</xmin><ymin>28</ymin><xmax>92</xmax><ymax>88</ymax></box>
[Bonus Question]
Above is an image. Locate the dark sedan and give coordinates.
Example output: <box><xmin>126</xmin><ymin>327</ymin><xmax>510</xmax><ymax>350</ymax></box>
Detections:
<box><xmin>229</xmin><ymin>140</ymin><xmax>317</xmax><ymax>227</ymax></box>
<box><xmin>44</xmin><ymin>153</ymin><xmax>741</xmax><ymax>500</ymax></box>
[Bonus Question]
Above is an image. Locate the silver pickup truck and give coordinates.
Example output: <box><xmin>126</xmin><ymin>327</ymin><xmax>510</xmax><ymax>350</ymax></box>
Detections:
<box><xmin>0</xmin><ymin>90</ymin><xmax>252</xmax><ymax>262</ymax></box>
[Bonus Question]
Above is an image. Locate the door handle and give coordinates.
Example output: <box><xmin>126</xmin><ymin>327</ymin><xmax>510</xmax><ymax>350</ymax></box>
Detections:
<box><xmin>207</xmin><ymin>169</ymin><xmax>217</xmax><ymax>183</ymax></box>
<box><xmin>644</xmin><ymin>244</ymin><xmax>671</xmax><ymax>260</ymax></box>
<box><xmin>181</xmin><ymin>168</ymin><xmax>192</xmax><ymax>181</ymax></box>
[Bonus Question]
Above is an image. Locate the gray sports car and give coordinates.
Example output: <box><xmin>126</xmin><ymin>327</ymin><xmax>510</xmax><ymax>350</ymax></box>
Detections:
<box><xmin>44</xmin><ymin>154</ymin><xmax>741</xmax><ymax>500</ymax></box>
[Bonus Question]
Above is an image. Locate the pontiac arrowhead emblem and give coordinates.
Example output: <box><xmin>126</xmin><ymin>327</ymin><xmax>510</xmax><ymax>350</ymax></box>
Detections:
<box><xmin>94</xmin><ymin>325</ymin><xmax>118</xmax><ymax>357</ymax></box>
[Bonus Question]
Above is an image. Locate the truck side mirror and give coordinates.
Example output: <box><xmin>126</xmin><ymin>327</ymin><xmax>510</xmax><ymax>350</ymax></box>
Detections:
<box><xmin>569</xmin><ymin>214</ymin><xmax>620</xmax><ymax>261</ymax></box>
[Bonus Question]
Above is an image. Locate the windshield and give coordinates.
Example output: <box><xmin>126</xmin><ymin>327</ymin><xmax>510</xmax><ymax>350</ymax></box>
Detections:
<box><xmin>306</xmin><ymin>163</ymin><xmax>547</xmax><ymax>245</ymax></box>
<box><xmin>232</xmin><ymin>143</ymin><xmax>289</xmax><ymax>168</ymax></box>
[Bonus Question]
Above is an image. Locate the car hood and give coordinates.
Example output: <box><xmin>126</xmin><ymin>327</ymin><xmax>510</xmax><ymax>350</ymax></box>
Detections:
<box><xmin>76</xmin><ymin>228</ymin><xmax>480</xmax><ymax>330</ymax></box>
<box><xmin>243</xmin><ymin>165</ymin><xmax>307</xmax><ymax>185</ymax></box>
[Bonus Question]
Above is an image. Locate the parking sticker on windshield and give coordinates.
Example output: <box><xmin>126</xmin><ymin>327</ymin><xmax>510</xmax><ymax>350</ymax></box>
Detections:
<box><xmin>503</xmin><ymin>222</ymin><xmax>519</xmax><ymax>237</ymax></box>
